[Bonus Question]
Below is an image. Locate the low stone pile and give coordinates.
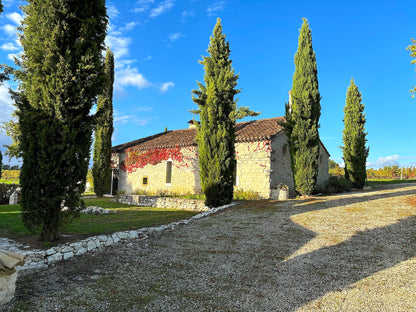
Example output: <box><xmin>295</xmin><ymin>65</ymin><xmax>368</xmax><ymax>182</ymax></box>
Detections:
<box><xmin>80</xmin><ymin>206</ymin><xmax>114</xmax><ymax>215</ymax></box>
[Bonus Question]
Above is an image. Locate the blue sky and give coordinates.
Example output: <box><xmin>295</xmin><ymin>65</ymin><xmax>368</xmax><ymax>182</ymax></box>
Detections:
<box><xmin>0</xmin><ymin>0</ymin><xmax>415</xmax><ymax>169</ymax></box>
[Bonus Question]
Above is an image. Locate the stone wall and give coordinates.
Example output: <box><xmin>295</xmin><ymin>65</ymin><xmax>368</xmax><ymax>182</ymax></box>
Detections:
<box><xmin>113</xmin><ymin>195</ymin><xmax>208</xmax><ymax>212</ymax></box>
<box><xmin>114</xmin><ymin>136</ymin><xmax>329</xmax><ymax>199</ymax></box>
<box><xmin>270</xmin><ymin>133</ymin><xmax>329</xmax><ymax>191</ymax></box>
<box><xmin>234</xmin><ymin>141</ymin><xmax>271</xmax><ymax>198</ymax></box>
<box><xmin>117</xmin><ymin>146</ymin><xmax>201</xmax><ymax>195</ymax></box>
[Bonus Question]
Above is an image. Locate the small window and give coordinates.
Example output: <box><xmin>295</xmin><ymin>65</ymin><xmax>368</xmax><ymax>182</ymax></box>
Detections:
<box><xmin>142</xmin><ymin>176</ymin><xmax>148</xmax><ymax>186</ymax></box>
<box><xmin>282</xmin><ymin>143</ymin><xmax>288</xmax><ymax>156</ymax></box>
<box><xmin>166</xmin><ymin>161</ymin><xmax>172</xmax><ymax>184</ymax></box>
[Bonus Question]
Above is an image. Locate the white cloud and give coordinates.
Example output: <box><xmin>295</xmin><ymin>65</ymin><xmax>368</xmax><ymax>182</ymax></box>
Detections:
<box><xmin>114</xmin><ymin>114</ymin><xmax>134</xmax><ymax>124</ymax></box>
<box><xmin>107</xmin><ymin>4</ymin><xmax>120</xmax><ymax>19</ymax></box>
<box><xmin>367</xmin><ymin>155</ymin><xmax>401</xmax><ymax>169</ymax></box>
<box><xmin>160</xmin><ymin>82</ymin><xmax>174</xmax><ymax>93</ymax></box>
<box><xmin>134</xmin><ymin>0</ymin><xmax>155</xmax><ymax>13</ymax></box>
<box><xmin>207</xmin><ymin>1</ymin><xmax>226</xmax><ymax>17</ymax></box>
<box><xmin>3</xmin><ymin>24</ymin><xmax>16</xmax><ymax>37</ymax></box>
<box><xmin>168</xmin><ymin>32</ymin><xmax>184</xmax><ymax>42</ymax></box>
<box><xmin>106</xmin><ymin>32</ymin><xmax>132</xmax><ymax>60</ymax></box>
<box><xmin>116</xmin><ymin>66</ymin><xmax>152</xmax><ymax>89</ymax></box>
<box><xmin>7</xmin><ymin>53</ymin><xmax>20</xmax><ymax>62</ymax></box>
<box><xmin>1</xmin><ymin>43</ymin><xmax>18</xmax><ymax>51</ymax></box>
<box><xmin>6</xmin><ymin>12</ymin><xmax>23</xmax><ymax>25</ymax></box>
<box><xmin>0</xmin><ymin>83</ymin><xmax>14</xmax><ymax>123</ymax></box>
<box><xmin>120</xmin><ymin>21</ymin><xmax>139</xmax><ymax>32</ymax></box>
<box><xmin>150</xmin><ymin>0</ymin><xmax>174</xmax><ymax>18</ymax></box>
<box><xmin>135</xmin><ymin>106</ymin><xmax>153</xmax><ymax>112</ymax></box>
<box><xmin>143</xmin><ymin>56</ymin><xmax>152</xmax><ymax>61</ymax></box>
<box><xmin>114</xmin><ymin>113</ymin><xmax>149</xmax><ymax>126</ymax></box>
<box><xmin>181</xmin><ymin>10</ymin><xmax>195</xmax><ymax>21</ymax></box>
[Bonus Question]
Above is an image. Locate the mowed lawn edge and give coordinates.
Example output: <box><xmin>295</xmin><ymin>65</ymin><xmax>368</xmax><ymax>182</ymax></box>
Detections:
<box><xmin>0</xmin><ymin>198</ymin><xmax>199</xmax><ymax>240</ymax></box>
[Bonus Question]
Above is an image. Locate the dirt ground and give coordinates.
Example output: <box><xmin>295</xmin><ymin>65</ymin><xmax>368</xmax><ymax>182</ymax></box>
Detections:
<box><xmin>4</xmin><ymin>184</ymin><xmax>416</xmax><ymax>311</ymax></box>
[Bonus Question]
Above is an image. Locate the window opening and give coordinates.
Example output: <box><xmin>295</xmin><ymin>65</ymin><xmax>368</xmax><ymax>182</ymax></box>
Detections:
<box><xmin>166</xmin><ymin>161</ymin><xmax>172</xmax><ymax>184</ymax></box>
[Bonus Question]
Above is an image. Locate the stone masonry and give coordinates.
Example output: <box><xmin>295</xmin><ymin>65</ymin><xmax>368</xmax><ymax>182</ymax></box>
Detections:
<box><xmin>118</xmin><ymin>146</ymin><xmax>201</xmax><ymax>195</ymax></box>
<box><xmin>113</xmin><ymin>195</ymin><xmax>208</xmax><ymax>212</ymax></box>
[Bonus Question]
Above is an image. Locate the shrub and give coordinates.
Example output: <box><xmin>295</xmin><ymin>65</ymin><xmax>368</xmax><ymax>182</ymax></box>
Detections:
<box><xmin>323</xmin><ymin>176</ymin><xmax>352</xmax><ymax>194</ymax></box>
<box><xmin>233</xmin><ymin>189</ymin><xmax>261</xmax><ymax>200</ymax></box>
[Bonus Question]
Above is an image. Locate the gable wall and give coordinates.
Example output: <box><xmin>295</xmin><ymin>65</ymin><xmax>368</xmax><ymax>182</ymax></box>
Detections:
<box><xmin>234</xmin><ymin>141</ymin><xmax>271</xmax><ymax>198</ymax></box>
<box><xmin>270</xmin><ymin>134</ymin><xmax>329</xmax><ymax>191</ymax></box>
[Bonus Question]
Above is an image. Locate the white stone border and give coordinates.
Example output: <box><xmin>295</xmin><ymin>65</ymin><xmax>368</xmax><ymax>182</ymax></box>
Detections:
<box><xmin>19</xmin><ymin>203</ymin><xmax>236</xmax><ymax>272</ymax></box>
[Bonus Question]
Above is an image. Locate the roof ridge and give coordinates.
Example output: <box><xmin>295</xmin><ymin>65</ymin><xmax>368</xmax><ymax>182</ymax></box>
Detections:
<box><xmin>112</xmin><ymin>116</ymin><xmax>286</xmax><ymax>152</ymax></box>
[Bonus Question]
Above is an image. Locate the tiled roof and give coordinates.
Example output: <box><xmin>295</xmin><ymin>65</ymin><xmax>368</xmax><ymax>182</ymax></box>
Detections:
<box><xmin>112</xmin><ymin>117</ymin><xmax>285</xmax><ymax>152</ymax></box>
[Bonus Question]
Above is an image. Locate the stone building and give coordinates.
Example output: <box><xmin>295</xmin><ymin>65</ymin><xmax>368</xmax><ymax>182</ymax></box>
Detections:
<box><xmin>111</xmin><ymin>117</ymin><xmax>330</xmax><ymax>198</ymax></box>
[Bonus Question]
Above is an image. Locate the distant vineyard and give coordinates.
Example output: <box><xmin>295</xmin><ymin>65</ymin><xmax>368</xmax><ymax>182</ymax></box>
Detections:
<box><xmin>366</xmin><ymin>166</ymin><xmax>416</xmax><ymax>180</ymax></box>
<box><xmin>329</xmin><ymin>162</ymin><xmax>416</xmax><ymax>180</ymax></box>
<box><xmin>0</xmin><ymin>170</ymin><xmax>20</xmax><ymax>182</ymax></box>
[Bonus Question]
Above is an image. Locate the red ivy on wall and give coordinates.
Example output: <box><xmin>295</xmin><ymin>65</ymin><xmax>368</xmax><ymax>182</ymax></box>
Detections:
<box><xmin>121</xmin><ymin>146</ymin><xmax>183</xmax><ymax>173</ymax></box>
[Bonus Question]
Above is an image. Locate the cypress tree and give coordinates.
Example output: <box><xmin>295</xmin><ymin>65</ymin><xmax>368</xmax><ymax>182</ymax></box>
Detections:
<box><xmin>192</xmin><ymin>18</ymin><xmax>240</xmax><ymax>207</ymax></box>
<box><xmin>285</xmin><ymin>18</ymin><xmax>321</xmax><ymax>196</ymax></box>
<box><xmin>17</xmin><ymin>0</ymin><xmax>107</xmax><ymax>241</ymax></box>
<box><xmin>0</xmin><ymin>150</ymin><xmax>2</xmax><ymax>179</ymax></box>
<box><xmin>93</xmin><ymin>48</ymin><xmax>114</xmax><ymax>196</ymax></box>
<box><xmin>342</xmin><ymin>78</ymin><xmax>369</xmax><ymax>188</ymax></box>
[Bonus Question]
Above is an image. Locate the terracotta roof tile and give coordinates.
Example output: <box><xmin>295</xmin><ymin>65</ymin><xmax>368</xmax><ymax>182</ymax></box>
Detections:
<box><xmin>112</xmin><ymin>117</ymin><xmax>286</xmax><ymax>152</ymax></box>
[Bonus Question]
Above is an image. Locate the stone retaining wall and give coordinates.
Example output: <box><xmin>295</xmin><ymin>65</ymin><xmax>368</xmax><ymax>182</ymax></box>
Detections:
<box><xmin>19</xmin><ymin>203</ymin><xmax>235</xmax><ymax>272</ymax></box>
<box><xmin>113</xmin><ymin>195</ymin><xmax>208</xmax><ymax>212</ymax></box>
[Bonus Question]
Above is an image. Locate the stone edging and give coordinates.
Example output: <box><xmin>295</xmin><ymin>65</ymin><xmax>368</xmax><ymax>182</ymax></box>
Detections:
<box><xmin>19</xmin><ymin>203</ymin><xmax>236</xmax><ymax>272</ymax></box>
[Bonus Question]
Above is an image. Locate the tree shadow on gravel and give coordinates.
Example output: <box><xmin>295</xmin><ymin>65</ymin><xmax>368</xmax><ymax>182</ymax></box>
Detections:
<box><xmin>271</xmin><ymin>214</ymin><xmax>416</xmax><ymax>311</ymax></box>
<box><xmin>7</xmin><ymin>186</ymin><xmax>416</xmax><ymax>311</ymax></box>
<box><xmin>279</xmin><ymin>187</ymin><xmax>416</xmax><ymax>216</ymax></box>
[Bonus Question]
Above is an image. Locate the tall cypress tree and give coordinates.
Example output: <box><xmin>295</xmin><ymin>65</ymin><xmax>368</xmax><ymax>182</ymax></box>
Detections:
<box><xmin>0</xmin><ymin>150</ymin><xmax>2</xmax><ymax>179</ymax></box>
<box><xmin>17</xmin><ymin>0</ymin><xmax>107</xmax><ymax>241</ymax></box>
<box><xmin>342</xmin><ymin>78</ymin><xmax>369</xmax><ymax>189</ymax></box>
<box><xmin>192</xmin><ymin>18</ymin><xmax>240</xmax><ymax>207</ymax></box>
<box><xmin>285</xmin><ymin>18</ymin><xmax>321</xmax><ymax>196</ymax></box>
<box><xmin>93</xmin><ymin>48</ymin><xmax>114</xmax><ymax>196</ymax></box>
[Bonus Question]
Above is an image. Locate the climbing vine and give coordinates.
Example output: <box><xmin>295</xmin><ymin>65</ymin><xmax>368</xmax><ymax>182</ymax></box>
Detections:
<box><xmin>121</xmin><ymin>146</ymin><xmax>183</xmax><ymax>173</ymax></box>
<box><xmin>120</xmin><ymin>141</ymin><xmax>272</xmax><ymax>174</ymax></box>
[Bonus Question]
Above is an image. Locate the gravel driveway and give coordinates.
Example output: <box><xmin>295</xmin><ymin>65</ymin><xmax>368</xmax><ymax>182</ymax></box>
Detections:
<box><xmin>4</xmin><ymin>184</ymin><xmax>416</xmax><ymax>311</ymax></box>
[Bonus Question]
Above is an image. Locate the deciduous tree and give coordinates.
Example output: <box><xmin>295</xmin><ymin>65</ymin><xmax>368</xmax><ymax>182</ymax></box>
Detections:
<box><xmin>285</xmin><ymin>18</ymin><xmax>321</xmax><ymax>196</ymax></box>
<box><xmin>342</xmin><ymin>78</ymin><xmax>369</xmax><ymax>188</ymax></box>
<box><xmin>17</xmin><ymin>0</ymin><xmax>107</xmax><ymax>241</ymax></box>
<box><xmin>92</xmin><ymin>48</ymin><xmax>114</xmax><ymax>196</ymax></box>
<box><xmin>408</xmin><ymin>38</ymin><xmax>416</xmax><ymax>97</ymax></box>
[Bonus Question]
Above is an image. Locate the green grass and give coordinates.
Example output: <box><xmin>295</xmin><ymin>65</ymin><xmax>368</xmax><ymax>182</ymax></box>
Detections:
<box><xmin>0</xmin><ymin>179</ymin><xmax>19</xmax><ymax>184</ymax></box>
<box><xmin>0</xmin><ymin>198</ymin><xmax>198</xmax><ymax>238</ymax></box>
<box><xmin>367</xmin><ymin>179</ymin><xmax>416</xmax><ymax>186</ymax></box>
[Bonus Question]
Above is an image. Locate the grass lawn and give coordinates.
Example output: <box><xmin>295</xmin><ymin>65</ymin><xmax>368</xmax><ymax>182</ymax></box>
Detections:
<box><xmin>0</xmin><ymin>198</ymin><xmax>199</xmax><ymax>241</ymax></box>
<box><xmin>0</xmin><ymin>179</ymin><xmax>19</xmax><ymax>184</ymax></box>
<box><xmin>367</xmin><ymin>179</ymin><xmax>416</xmax><ymax>186</ymax></box>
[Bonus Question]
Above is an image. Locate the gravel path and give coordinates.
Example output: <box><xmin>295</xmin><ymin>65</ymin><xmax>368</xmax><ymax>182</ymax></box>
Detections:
<box><xmin>4</xmin><ymin>184</ymin><xmax>416</xmax><ymax>311</ymax></box>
